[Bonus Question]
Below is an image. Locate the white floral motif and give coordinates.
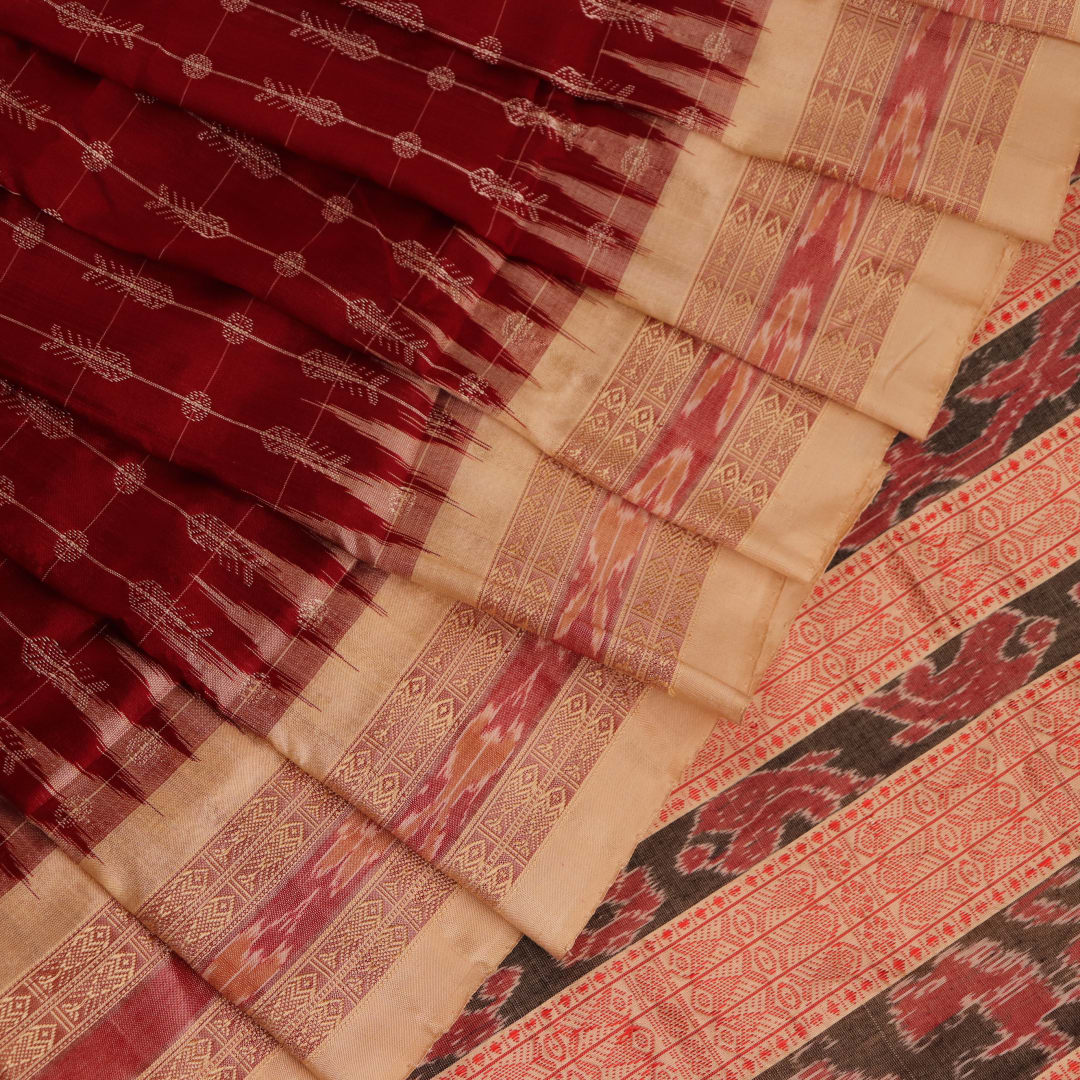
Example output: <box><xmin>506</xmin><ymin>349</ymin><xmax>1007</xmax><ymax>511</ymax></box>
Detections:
<box><xmin>427</xmin><ymin>66</ymin><xmax>455</xmax><ymax>91</ymax></box>
<box><xmin>222</xmin><ymin>312</ymin><xmax>254</xmax><ymax>344</ymax></box>
<box><xmin>322</xmin><ymin>194</ymin><xmax>353</xmax><ymax>223</ymax></box>
<box><xmin>54</xmin><ymin>530</ymin><xmax>88</xmax><ymax>563</ymax></box>
<box><xmin>473</xmin><ymin>36</ymin><xmax>502</xmax><ymax>63</ymax></box>
<box><xmin>113</xmin><ymin>461</ymin><xmax>146</xmax><ymax>494</ymax></box>
<box><xmin>273</xmin><ymin>251</ymin><xmax>306</xmax><ymax>278</ymax></box>
<box><xmin>181</xmin><ymin>54</ymin><xmax>213</xmax><ymax>79</ymax></box>
<box><xmin>392</xmin><ymin>131</ymin><xmax>422</xmax><ymax>159</ymax></box>
<box><xmin>181</xmin><ymin>390</ymin><xmax>212</xmax><ymax>422</ymax></box>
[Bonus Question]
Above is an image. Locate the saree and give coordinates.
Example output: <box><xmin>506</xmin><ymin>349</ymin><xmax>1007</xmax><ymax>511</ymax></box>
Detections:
<box><xmin>0</xmin><ymin>1</ymin><xmax>1078</xmax><ymax>1078</ymax></box>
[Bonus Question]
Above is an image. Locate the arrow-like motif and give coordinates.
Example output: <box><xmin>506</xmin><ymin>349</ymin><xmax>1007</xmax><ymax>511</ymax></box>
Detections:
<box><xmin>255</xmin><ymin>80</ymin><xmax>345</xmax><ymax>127</ymax></box>
<box><xmin>300</xmin><ymin>349</ymin><xmax>390</xmax><ymax>404</ymax></box>
<box><xmin>145</xmin><ymin>185</ymin><xmax>231</xmax><ymax>239</ymax></box>
<box><xmin>196</xmin><ymin>120</ymin><xmax>282</xmax><ymax>180</ymax></box>
<box><xmin>82</xmin><ymin>255</ymin><xmax>174</xmax><ymax>310</ymax></box>
<box><xmin>390</xmin><ymin>240</ymin><xmax>475</xmax><ymax>304</ymax></box>
<box><xmin>0</xmin><ymin>379</ymin><xmax>75</xmax><ymax>440</ymax></box>
<box><xmin>580</xmin><ymin>0</ymin><xmax>660</xmax><ymax>39</ymax></box>
<box><xmin>291</xmin><ymin>11</ymin><xmax>379</xmax><ymax>62</ymax></box>
<box><xmin>468</xmin><ymin>168</ymin><xmax>548</xmax><ymax>223</ymax></box>
<box><xmin>42</xmin><ymin>325</ymin><xmax>134</xmax><ymax>382</ymax></box>
<box><xmin>187</xmin><ymin>513</ymin><xmax>265</xmax><ymax>586</ymax></box>
<box><xmin>54</xmin><ymin>2</ymin><xmax>143</xmax><ymax>48</ymax></box>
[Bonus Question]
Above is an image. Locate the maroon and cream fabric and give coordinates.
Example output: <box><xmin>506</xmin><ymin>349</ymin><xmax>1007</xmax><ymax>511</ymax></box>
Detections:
<box><xmin>0</xmin><ymin>2</ymin><xmax>1078</xmax><ymax>1079</ymax></box>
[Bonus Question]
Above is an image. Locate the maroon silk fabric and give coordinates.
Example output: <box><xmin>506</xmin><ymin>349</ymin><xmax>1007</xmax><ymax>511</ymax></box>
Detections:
<box><xmin>0</xmin><ymin>34</ymin><xmax>579</xmax><ymax>411</ymax></box>
<box><xmin>0</xmin><ymin>187</ymin><xmax>471</xmax><ymax>566</ymax></box>
<box><xmin>0</xmin><ymin>0</ymin><xmax>694</xmax><ymax>286</ymax></box>
<box><xmin>347</xmin><ymin>0</ymin><xmax>762</xmax><ymax>125</ymax></box>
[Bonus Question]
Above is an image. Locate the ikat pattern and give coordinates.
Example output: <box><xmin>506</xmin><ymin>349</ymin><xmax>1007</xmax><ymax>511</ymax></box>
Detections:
<box><xmin>911</xmin><ymin>0</ymin><xmax>1078</xmax><ymax>38</ymax></box>
<box><xmin>416</xmin><ymin>275</ymin><xmax>1080</xmax><ymax>1080</ymax></box>
<box><xmin>0</xmin><ymin>3</ymin><xmax>1075</xmax><ymax>1080</ymax></box>
<box><xmin>479</xmin><ymin>454</ymin><xmax>717</xmax><ymax>692</ymax></box>
<box><xmin>326</xmin><ymin>602</ymin><xmax>646</xmax><ymax>906</ymax></box>
<box><xmin>789</xmin><ymin>0</ymin><xmax>1037</xmax><ymax>220</ymax></box>
<box><xmin>556</xmin><ymin>318</ymin><xmax>826</xmax><ymax>548</ymax></box>
<box><xmin>680</xmin><ymin>156</ymin><xmax>937</xmax><ymax>405</ymax></box>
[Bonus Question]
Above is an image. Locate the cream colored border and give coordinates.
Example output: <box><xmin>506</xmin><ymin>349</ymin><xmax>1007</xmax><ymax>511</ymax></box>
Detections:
<box><xmin>675</xmin><ymin>546</ymin><xmax>784</xmax><ymax>717</ymax></box>
<box><xmin>860</xmin><ymin>218</ymin><xmax>1018</xmax><ymax>437</ymax></box>
<box><xmin>500</xmin><ymin>686</ymin><xmax>717</xmax><ymax>956</ymax></box>
<box><xmin>412</xmin><ymin>413</ymin><xmax>789</xmax><ymax>718</ymax></box>
<box><xmin>86</xmin><ymin>719</ymin><xmax>284</xmax><ymax>907</ymax></box>
<box><xmin>308</xmin><ymin>887</ymin><xmax>519</xmax><ymax>1080</ymax></box>
<box><xmin>508</xmin><ymin>292</ymin><xmax>648</xmax><ymax>452</ymax></box>
<box><xmin>980</xmin><ymin>34</ymin><xmax>1080</xmax><ymax>243</ymax></box>
<box><xmin>0</xmin><ymin>847</ymin><xmax>109</xmax><ymax>984</ymax></box>
<box><xmin>739</xmin><ymin>402</ymin><xmax>895</xmax><ymax>580</ymax></box>
<box><xmin>723</xmin><ymin>0</ymin><xmax>843</xmax><ymax>157</ymax></box>
<box><xmin>614</xmin><ymin>134</ymin><xmax>752</xmax><ymax>326</ymax></box>
<box><xmin>271</xmin><ymin>574</ymin><xmax>457</xmax><ymax>782</ymax></box>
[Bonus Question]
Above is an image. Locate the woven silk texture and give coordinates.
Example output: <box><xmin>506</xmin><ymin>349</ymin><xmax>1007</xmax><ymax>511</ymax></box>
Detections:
<box><xmin>0</xmin><ymin>2</ymin><xmax>1079</xmax><ymax>1080</ymax></box>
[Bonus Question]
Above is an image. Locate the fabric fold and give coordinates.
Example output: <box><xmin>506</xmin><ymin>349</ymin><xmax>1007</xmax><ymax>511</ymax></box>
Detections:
<box><xmin>0</xmin><ymin>822</ymin><xmax>319</xmax><ymax>1080</ymax></box>
<box><xmin>0</xmin><ymin>401</ymin><xmax>719</xmax><ymax>955</ymax></box>
<box><xmin>0</xmin><ymin>2</ymin><xmax>1077</xmax><ymax>1078</ymax></box>
<box><xmin>724</xmin><ymin>0</ymin><xmax>1080</xmax><ymax>244</ymax></box>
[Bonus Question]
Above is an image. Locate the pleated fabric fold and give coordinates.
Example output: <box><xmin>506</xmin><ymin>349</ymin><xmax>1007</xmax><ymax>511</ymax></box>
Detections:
<box><xmin>0</xmin><ymin>0</ymin><xmax>1079</xmax><ymax>1078</ymax></box>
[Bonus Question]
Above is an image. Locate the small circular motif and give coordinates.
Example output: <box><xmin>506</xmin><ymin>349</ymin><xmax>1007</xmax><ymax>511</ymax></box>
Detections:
<box><xmin>676</xmin><ymin>105</ymin><xmax>704</xmax><ymax>130</ymax></box>
<box><xmin>222</xmin><ymin>312</ymin><xmax>254</xmax><ymax>344</ymax></box>
<box><xmin>181</xmin><ymin>53</ymin><xmax>213</xmax><ymax>80</ymax></box>
<box><xmin>391</xmin><ymin>131</ymin><xmax>421</xmax><ymax>159</ymax></box>
<box><xmin>12</xmin><ymin>218</ymin><xmax>44</xmax><ymax>250</ymax></box>
<box><xmin>81</xmin><ymin>141</ymin><xmax>113</xmax><ymax>173</ymax></box>
<box><xmin>502</xmin><ymin>311</ymin><xmax>530</xmax><ymax>346</ymax></box>
<box><xmin>54</xmin><ymin>530</ymin><xmax>88</xmax><ymax>563</ymax></box>
<box><xmin>322</xmin><ymin>194</ymin><xmax>352</xmax><ymax>223</ymax></box>
<box><xmin>457</xmin><ymin>374</ymin><xmax>488</xmax><ymax>403</ymax></box>
<box><xmin>114</xmin><ymin>461</ymin><xmax>146</xmax><ymax>494</ymax></box>
<box><xmin>473</xmin><ymin>35</ymin><xmax>502</xmax><ymax>63</ymax></box>
<box><xmin>703</xmin><ymin>30</ymin><xmax>732</xmax><ymax>63</ymax></box>
<box><xmin>273</xmin><ymin>251</ymin><xmax>305</xmax><ymax>278</ymax></box>
<box><xmin>181</xmin><ymin>390</ymin><xmax>212</xmax><ymax>422</ymax></box>
<box><xmin>296</xmin><ymin>597</ymin><xmax>325</xmax><ymax>632</ymax></box>
<box><xmin>586</xmin><ymin>221</ymin><xmax>616</xmax><ymax>249</ymax></box>
<box><xmin>426</xmin><ymin>66</ymin><xmax>455</xmax><ymax>91</ymax></box>
<box><xmin>220</xmin><ymin>0</ymin><xmax>248</xmax><ymax>10</ymax></box>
